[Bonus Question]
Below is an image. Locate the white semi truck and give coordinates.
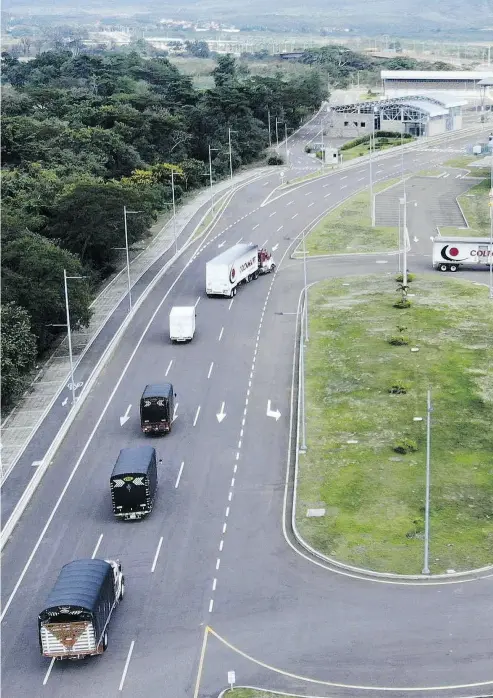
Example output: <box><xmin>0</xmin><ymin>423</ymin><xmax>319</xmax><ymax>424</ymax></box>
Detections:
<box><xmin>205</xmin><ymin>243</ymin><xmax>275</xmax><ymax>298</ymax></box>
<box><xmin>38</xmin><ymin>558</ymin><xmax>124</xmax><ymax>660</ymax></box>
<box><xmin>432</xmin><ymin>236</ymin><xmax>493</xmax><ymax>272</ymax></box>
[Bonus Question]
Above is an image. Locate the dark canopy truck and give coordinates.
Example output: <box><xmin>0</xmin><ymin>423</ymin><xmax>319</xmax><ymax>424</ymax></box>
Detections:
<box><xmin>38</xmin><ymin>558</ymin><xmax>124</xmax><ymax>660</ymax></box>
<box><xmin>110</xmin><ymin>446</ymin><xmax>158</xmax><ymax>520</ymax></box>
<box><xmin>140</xmin><ymin>383</ymin><xmax>175</xmax><ymax>435</ymax></box>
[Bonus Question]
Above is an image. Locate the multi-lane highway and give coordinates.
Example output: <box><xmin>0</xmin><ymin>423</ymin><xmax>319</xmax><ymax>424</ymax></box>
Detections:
<box><xmin>2</xmin><ymin>119</ymin><xmax>492</xmax><ymax>698</ymax></box>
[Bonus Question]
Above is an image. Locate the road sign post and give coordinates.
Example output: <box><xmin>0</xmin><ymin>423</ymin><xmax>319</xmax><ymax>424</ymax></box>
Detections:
<box><xmin>227</xmin><ymin>670</ymin><xmax>236</xmax><ymax>691</ymax></box>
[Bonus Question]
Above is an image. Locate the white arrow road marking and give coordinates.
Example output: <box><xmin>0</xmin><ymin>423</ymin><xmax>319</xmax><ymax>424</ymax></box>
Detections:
<box><xmin>413</xmin><ymin>236</ymin><xmax>419</xmax><ymax>243</ymax></box>
<box><xmin>61</xmin><ymin>397</ymin><xmax>68</xmax><ymax>406</ymax></box>
<box><xmin>272</xmin><ymin>243</ymin><xmax>279</xmax><ymax>251</ymax></box>
<box><xmin>216</xmin><ymin>402</ymin><xmax>227</xmax><ymax>423</ymax></box>
<box><xmin>120</xmin><ymin>405</ymin><xmax>132</xmax><ymax>427</ymax></box>
<box><xmin>266</xmin><ymin>400</ymin><xmax>281</xmax><ymax>421</ymax></box>
<box><xmin>375</xmin><ymin>260</ymin><xmax>389</xmax><ymax>264</ymax></box>
<box><xmin>218</xmin><ymin>241</ymin><xmax>226</xmax><ymax>248</ymax></box>
<box><xmin>173</xmin><ymin>403</ymin><xmax>178</xmax><ymax>422</ymax></box>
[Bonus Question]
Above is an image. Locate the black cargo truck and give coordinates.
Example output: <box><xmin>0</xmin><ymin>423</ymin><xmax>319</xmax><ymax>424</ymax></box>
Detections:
<box><xmin>110</xmin><ymin>446</ymin><xmax>158</xmax><ymax>520</ymax></box>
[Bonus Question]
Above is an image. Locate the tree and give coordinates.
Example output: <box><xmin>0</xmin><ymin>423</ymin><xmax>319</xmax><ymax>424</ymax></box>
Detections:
<box><xmin>44</xmin><ymin>182</ymin><xmax>157</xmax><ymax>272</ymax></box>
<box><xmin>211</xmin><ymin>55</ymin><xmax>238</xmax><ymax>87</ymax></box>
<box><xmin>185</xmin><ymin>41</ymin><xmax>210</xmax><ymax>59</ymax></box>
<box><xmin>1</xmin><ymin>302</ymin><xmax>37</xmax><ymax>408</ymax></box>
<box><xmin>1</xmin><ymin>233</ymin><xmax>93</xmax><ymax>353</ymax></box>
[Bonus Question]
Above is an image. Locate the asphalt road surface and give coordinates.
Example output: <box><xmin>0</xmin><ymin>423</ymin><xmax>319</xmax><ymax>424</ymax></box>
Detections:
<box><xmin>2</xmin><ymin>126</ymin><xmax>492</xmax><ymax>698</ymax></box>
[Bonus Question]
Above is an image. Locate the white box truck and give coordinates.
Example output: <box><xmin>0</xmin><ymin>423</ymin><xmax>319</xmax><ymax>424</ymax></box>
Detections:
<box><xmin>432</xmin><ymin>236</ymin><xmax>493</xmax><ymax>272</ymax></box>
<box><xmin>169</xmin><ymin>306</ymin><xmax>195</xmax><ymax>342</ymax></box>
<box><xmin>206</xmin><ymin>243</ymin><xmax>276</xmax><ymax>298</ymax></box>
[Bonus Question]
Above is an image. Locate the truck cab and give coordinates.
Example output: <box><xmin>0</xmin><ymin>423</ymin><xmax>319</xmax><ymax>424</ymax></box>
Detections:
<box><xmin>258</xmin><ymin>248</ymin><xmax>276</xmax><ymax>274</ymax></box>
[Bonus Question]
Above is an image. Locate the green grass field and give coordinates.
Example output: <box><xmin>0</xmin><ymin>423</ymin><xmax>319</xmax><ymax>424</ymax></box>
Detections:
<box><xmin>439</xmin><ymin>178</ymin><xmax>492</xmax><ymax>238</ymax></box>
<box><xmin>341</xmin><ymin>137</ymin><xmax>412</xmax><ymax>163</ymax></box>
<box><xmin>296</xmin><ymin>274</ymin><xmax>493</xmax><ymax>575</ymax></box>
<box><xmin>298</xmin><ymin>179</ymin><xmax>400</xmax><ymax>256</ymax></box>
<box><xmin>222</xmin><ymin>691</ymin><xmax>288</xmax><ymax>698</ymax></box>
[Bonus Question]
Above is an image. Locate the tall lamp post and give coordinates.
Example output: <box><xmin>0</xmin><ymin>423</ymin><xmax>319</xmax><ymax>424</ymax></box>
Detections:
<box><xmin>422</xmin><ymin>389</ymin><xmax>433</xmax><ymax>575</ymax></box>
<box><xmin>170</xmin><ymin>170</ymin><xmax>178</xmax><ymax>255</ymax></box>
<box><xmin>228</xmin><ymin>127</ymin><xmax>238</xmax><ymax>187</ymax></box>
<box><xmin>275</xmin><ymin>117</ymin><xmax>280</xmax><ymax>148</ymax></box>
<box><xmin>267</xmin><ymin>109</ymin><xmax>272</xmax><ymax>148</ymax></box>
<box><xmin>489</xmin><ymin>159</ymin><xmax>493</xmax><ymax>299</ymax></box>
<box><xmin>63</xmin><ymin>269</ymin><xmax>87</xmax><ymax>407</ymax></box>
<box><xmin>122</xmin><ymin>206</ymin><xmax>142</xmax><ymax>312</ymax></box>
<box><xmin>369</xmin><ymin>106</ymin><xmax>379</xmax><ymax>227</ymax></box>
<box><xmin>208</xmin><ymin>145</ymin><xmax>219</xmax><ymax>214</ymax></box>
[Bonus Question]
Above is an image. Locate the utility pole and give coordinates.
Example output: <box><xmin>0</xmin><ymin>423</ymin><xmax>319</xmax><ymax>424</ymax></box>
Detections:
<box><xmin>400</xmin><ymin>194</ymin><xmax>408</xmax><ymax>287</ymax></box>
<box><xmin>284</xmin><ymin>123</ymin><xmax>289</xmax><ymax>166</ymax></box>
<box><xmin>170</xmin><ymin>171</ymin><xmax>177</xmax><ymax>255</ymax></box>
<box><xmin>489</xmin><ymin>160</ymin><xmax>493</xmax><ymax>299</ymax></box>
<box><xmin>63</xmin><ymin>270</ymin><xmax>86</xmax><ymax>407</ymax></box>
<box><xmin>228</xmin><ymin>127</ymin><xmax>237</xmax><ymax>187</ymax></box>
<box><xmin>267</xmin><ymin>109</ymin><xmax>272</xmax><ymax>148</ymax></box>
<box><xmin>369</xmin><ymin>121</ymin><xmax>374</xmax><ymax>226</ymax></box>
<box><xmin>208</xmin><ymin>145</ymin><xmax>216</xmax><ymax>214</ymax></box>
<box><xmin>422</xmin><ymin>389</ymin><xmax>433</xmax><ymax>575</ymax></box>
<box><xmin>275</xmin><ymin>117</ymin><xmax>280</xmax><ymax>148</ymax></box>
<box><xmin>302</xmin><ymin>226</ymin><xmax>309</xmax><ymax>342</ymax></box>
<box><xmin>299</xmin><ymin>311</ymin><xmax>307</xmax><ymax>453</ymax></box>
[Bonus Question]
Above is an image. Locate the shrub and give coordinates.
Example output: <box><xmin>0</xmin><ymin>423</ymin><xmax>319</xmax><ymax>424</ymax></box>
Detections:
<box><xmin>304</xmin><ymin>145</ymin><xmax>312</xmax><ymax>153</ymax></box>
<box><xmin>393</xmin><ymin>438</ymin><xmax>418</xmax><ymax>454</ymax></box>
<box><xmin>393</xmin><ymin>298</ymin><xmax>411</xmax><ymax>309</ymax></box>
<box><xmin>267</xmin><ymin>154</ymin><xmax>284</xmax><ymax>165</ymax></box>
<box><xmin>388</xmin><ymin>335</ymin><xmax>409</xmax><ymax>346</ymax></box>
<box><xmin>396</xmin><ymin>273</ymin><xmax>415</xmax><ymax>283</ymax></box>
<box><xmin>389</xmin><ymin>383</ymin><xmax>409</xmax><ymax>394</ymax></box>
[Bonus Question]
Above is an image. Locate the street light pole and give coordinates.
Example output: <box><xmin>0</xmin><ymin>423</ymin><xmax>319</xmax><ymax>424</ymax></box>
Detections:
<box><xmin>401</xmin><ymin>194</ymin><xmax>408</xmax><ymax>287</ymax></box>
<box><xmin>275</xmin><ymin>117</ymin><xmax>279</xmax><ymax>148</ymax></box>
<box><xmin>284</xmin><ymin>123</ymin><xmax>289</xmax><ymax>167</ymax></box>
<box><xmin>321</xmin><ymin>117</ymin><xmax>325</xmax><ymax>168</ymax></box>
<box><xmin>489</xmin><ymin>160</ymin><xmax>493</xmax><ymax>298</ymax></box>
<box><xmin>170</xmin><ymin>170</ymin><xmax>178</xmax><ymax>255</ymax></box>
<box><xmin>63</xmin><ymin>269</ymin><xmax>86</xmax><ymax>407</ymax></box>
<box><xmin>302</xmin><ymin>226</ymin><xmax>309</xmax><ymax>342</ymax></box>
<box><xmin>422</xmin><ymin>389</ymin><xmax>433</xmax><ymax>575</ymax></box>
<box><xmin>267</xmin><ymin>109</ymin><xmax>272</xmax><ymax>148</ymax></box>
<box><xmin>299</xmin><ymin>308</ymin><xmax>307</xmax><ymax>452</ymax></box>
<box><xmin>123</xmin><ymin>206</ymin><xmax>132</xmax><ymax>312</ymax></box>
<box><xmin>208</xmin><ymin>144</ymin><xmax>215</xmax><ymax>214</ymax></box>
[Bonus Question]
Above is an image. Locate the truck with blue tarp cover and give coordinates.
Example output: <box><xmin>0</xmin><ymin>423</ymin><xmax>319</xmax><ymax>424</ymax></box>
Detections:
<box><xmin>110</xmin><ymin>446</ymin><xmax>158</xmax><ymax>520</ymax></box>
<box><xmin>38</xmin><ymin>558</ymin><xmax>124</xmax><ymax>660</ymax></box>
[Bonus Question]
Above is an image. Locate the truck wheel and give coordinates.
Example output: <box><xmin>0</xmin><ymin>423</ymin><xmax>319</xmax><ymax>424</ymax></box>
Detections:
<box><xmin>232</xmin><ymin>287</ymin><xmax>237</xmax><ymax>297</ymax></box>
<box><xmin>102</xmin><ymin>632</ymin><xmax>108</xmax><ymax>652</ymax></box>
<box><xmin>439</xmin><ymin>264</ymin><xmax>448</xmax><ymax>272</ymax></box>
<box><xmin>449</xmin><ymin>264</ymin><xmax>458</xmax><ymax>272</ymax></box>
<box><xmin>246</xmin><ymin>274</ymin><xmax>251</xmax><ymax>283</ymax></box>
<box><xmin>119</xmin><ymin>577</ymin><xmax>125</xmax><ymax>600</ymax></box>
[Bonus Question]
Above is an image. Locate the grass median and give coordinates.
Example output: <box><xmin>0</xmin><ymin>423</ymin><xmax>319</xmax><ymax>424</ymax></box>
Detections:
<box><xmin>222</xmin><ymin>691</ymin><xmax>289</xmax><ymax>698</ymax></box>
<box><xmin>297</xmin><ymin>179</ymin><xmax>400</xmax><ymax>256</ymax></box>
<box><xmin>296</xmin><ymin>274</ymin><xmax>493</xmax><ymax>575</ymax></box>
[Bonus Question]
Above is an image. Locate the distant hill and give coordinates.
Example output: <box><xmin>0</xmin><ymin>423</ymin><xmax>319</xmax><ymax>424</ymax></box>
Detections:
<box><xmin>4</xmin><ymin>0</ymin><xmax>493</xmax><ymax>33</ymax></box>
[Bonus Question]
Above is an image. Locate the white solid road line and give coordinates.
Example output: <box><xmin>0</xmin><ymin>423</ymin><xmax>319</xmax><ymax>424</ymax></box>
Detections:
<box><xmin>151</xmin><ymin>537</ymin><xmax>164</xmax><ymax>572</ymax></box>
<box><xmin>218</xmin><ymin>327</ymin><xmax>224</xmax><ymax>341</ymax></box>
<box><xmin>1</xmin><ymin>234</ymin><xmax>221</xmax><ymax>622</ymax></box>
<box><xmin>119</xmin><ymin>640</ymin><xmax>135</xmax><ymax>691</ymax></box>
<box><xmin>208</xmin><ymin>362</ymin><xmax>214</xmax><ymax>379</ymax></box>
<box><xmin>42</xmin><ymin>658</ymin><xmax>55</xmax><ymax>686</ymax></box>
<box><xmin>193</xmin><ymin>406</ymin><xmax>201</xmax><ymax>427</ymax></box>
<box><xmin>195</xmin><ymin>296</ymin><xmax>201</xmax><ymax>307</ymax></box>
<box><xmin>174</xmin><ymin>462</ymin><xmax>184</xmax><ymax>489</ymax></box>
<box><xmin>165</xmin><ymin>360</ymin><xmax>173</xmax><ymax>377</ymax></box>
<box><xmin>91</xmin><ymin>534</ymin><xmax>103</xmax><ymax>559</ymax></box>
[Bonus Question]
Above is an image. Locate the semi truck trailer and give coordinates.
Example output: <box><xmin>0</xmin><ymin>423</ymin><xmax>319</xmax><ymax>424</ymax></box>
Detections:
<box><xmin>205</xmin><ymin>243</ymin><xmax>275</xmax><ymax>297</ymax></box>
<box><xmin>432</xmin><ymin>236</ymin><xmax>493</xmax><ymax>272</ymax></box>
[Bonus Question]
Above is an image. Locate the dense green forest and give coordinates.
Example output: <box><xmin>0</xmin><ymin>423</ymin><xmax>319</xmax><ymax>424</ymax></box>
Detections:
<box><xmin>0</xmin><ymin>49</ymin><xmax>326</xmax><ymax>407</ymax></box>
